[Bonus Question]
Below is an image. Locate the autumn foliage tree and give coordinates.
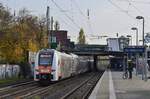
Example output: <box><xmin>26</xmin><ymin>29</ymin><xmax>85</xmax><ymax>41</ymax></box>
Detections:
<box><xmin>0</xmin><ymin>4</ymin><xmax>49</xmax><ymax>78</ymax></box>
<box><xmin>0</xmin><ymin>5</ymin><xmax>46</xmax><ymax>64</ymax></box>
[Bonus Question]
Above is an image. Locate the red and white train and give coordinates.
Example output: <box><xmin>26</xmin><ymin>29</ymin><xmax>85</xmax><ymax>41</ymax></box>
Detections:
<box><xmin>34</xmin><ymin>49</ymin><xmax>93</xmax><ymax>84</ymax></box>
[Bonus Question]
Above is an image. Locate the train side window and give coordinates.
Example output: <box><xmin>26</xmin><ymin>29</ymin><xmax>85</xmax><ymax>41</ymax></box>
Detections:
<box><xmin>148</xmin><ymin>52</ymin><xmax>150</xmax><ymax>58</ymax></box>
<box><xmin>148</xmin><ymin>60</ymin><xmax>150</xmax><ymax>66</ymax></box>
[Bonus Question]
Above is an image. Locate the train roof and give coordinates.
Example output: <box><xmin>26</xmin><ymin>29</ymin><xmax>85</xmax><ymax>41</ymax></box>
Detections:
<box><xmin>39</xmin><ymin>49</ymin><xmax>78</xmax><ymax>57</ymax></box>
<box><xmin>39</xmin><ymin>49</ymin><xmax>55</xmax><ymax>54</ymax></box>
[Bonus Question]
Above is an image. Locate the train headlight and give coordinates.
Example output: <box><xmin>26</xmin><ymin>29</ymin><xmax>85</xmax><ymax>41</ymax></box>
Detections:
<box><xmin>40</xmin><ymin>69</ymin><xmax>50</xmax><ymax>73</ymax></box>
<box><xmin>35</xmin><ymin>69</ymin><xmax>39</xmax><ymax>72</ymax></box>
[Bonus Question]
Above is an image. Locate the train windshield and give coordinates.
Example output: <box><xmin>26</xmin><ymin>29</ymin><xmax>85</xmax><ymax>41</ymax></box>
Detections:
<box><xmin>39</xmin><ymin>54</ymin><xmax>53</xmax><ymax>66</ymax></box>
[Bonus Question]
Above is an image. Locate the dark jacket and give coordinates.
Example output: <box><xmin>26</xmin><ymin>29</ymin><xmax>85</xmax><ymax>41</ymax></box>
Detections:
<box><xmin>128</xmin><ymin>62</ymin><xmax>133</xmax><ymax>71</ymax></box>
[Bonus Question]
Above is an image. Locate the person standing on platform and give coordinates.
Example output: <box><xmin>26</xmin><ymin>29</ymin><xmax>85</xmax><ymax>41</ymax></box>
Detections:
<box><xmin>128</xmin><ymin>60</ymin><xmax>133</xmax><ymax>79</ymax></box>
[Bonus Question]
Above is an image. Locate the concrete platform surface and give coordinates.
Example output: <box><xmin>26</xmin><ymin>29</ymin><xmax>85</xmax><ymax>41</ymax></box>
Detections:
<box><xmin>89</xmin><ymin>70</ymin><xmax>150</xmax><ymax>99</ymax></box>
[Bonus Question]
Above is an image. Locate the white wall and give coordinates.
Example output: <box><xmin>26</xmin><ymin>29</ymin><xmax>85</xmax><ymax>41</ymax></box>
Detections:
<box><xmin>0</xmin><ymin>64</ymin><xmax>20</xmax><ymax>79</ymax></box>
<box><xmin>108</xmin><ymin>39</ymin><xmax>120</xmax><ymax>51</ymax></box>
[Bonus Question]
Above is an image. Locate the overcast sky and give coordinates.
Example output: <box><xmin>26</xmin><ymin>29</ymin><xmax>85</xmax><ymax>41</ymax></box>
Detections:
<box><xmin>1</xmin><ymin>0</ymin><xmax>150</xmax><ymax>45</ymax></box>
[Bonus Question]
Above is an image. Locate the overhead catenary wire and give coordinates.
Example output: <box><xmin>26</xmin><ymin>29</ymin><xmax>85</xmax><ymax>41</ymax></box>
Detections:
<box><xmin>46</xmin><ymin>0</ymin><xmax>79</xmax><ymax>32</ymax></box>
<box><xmin>69</xmin><ymin>0</ymin><xmax>94</xmax><ymax>36</ymax></box>
<box><xmin>107</xmin><ymin>0</ymin><xmax>135</xmax><ymax>19</ymax></box>
<box><xmin>69</xmin><ymin>0</ymin><xmax>87</xmax><ymax>31</ymax></box>
<box><xmin>71</xmin><ymin>0</ymin><xmax>88</xmax><ymax>27</ymax></box>
<box><xmin>71</xmin><ymin>0</ymin><xmax>94</xmax><ymax>36</ymax></box>
<box><xmin>127</xmin><ymin>0</ymin><xmax>143</xmax><ymax>15</ymax></box>
<box><xmin>117</xmin><ymin>0</ymin><xmax>150</xmax><ymax>5</ymax></box>
<box><xmin>126</xmin><ymin>0</ymin><xmax>150</xmax><ymax>28</ymax></box>
<box><xmin>47</xmin><ymin>0</ymin><xmax>81</xmax><ymax>42</ymax></box>
<box><xmin>108</xmin><ymin>0</ymin><xmax>150</xmax><ymax>30</ymax></box>
<box><xmin>115</xmin><ymin>0</ymin><xmax>150</xmax><ymax>29</ymax></box>
<box><xmin>108</xmin><ymin>0</ymin><xmax>150</xmax><ymax>43</ymax></box>
<box><xmin>57</xmin><ymin>14</ymin><xmax>79</xmax><ymax>32</ymax></box>
<box><xmin>117</xmin><ymin>0</ymin><xmax>150</xmax><ymax>19</ymax></box>
<box><xmin>73</xmin><ymin>0</ymin><xmax>87</xmax><ymax>18</ymax></box>
<box><xmin>51</xmin><ymin>0</ymin><xmax>95</xmax><ymax>40</ymax></box>
<box><xmin>51</xmin><ymin>0</ymin><xmax>81</xmax><ymax>29</ymax></box>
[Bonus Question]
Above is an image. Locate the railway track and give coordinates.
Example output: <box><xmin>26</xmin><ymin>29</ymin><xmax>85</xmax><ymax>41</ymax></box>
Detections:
<box><xmin>61</xmin><ymin>72</ymin><xmax>102</xmax><ymax>99</ymax></box>
<box><xmin>0</xmin><ymin>80</ymin><xmax>35</xmax><ymax>91</ymax></box>
<box><xmin>0</xmin><ymin>73</ymin><xmax>84</xmax><ymax>99</ymax></box>
<box><xmin>30</xmin><ymin>72</ymin><xmax>103</xmax><ymax>99</ymax></box>
<box><xmin>45</xmin><ymin>72</ymin><xmax>103</xmax><ymax>99</ymax></box>
<box><xmin>0</xmin><ymin>81</ymin><xmax>37</xmax><ymax>99</ymax></box>
<box><xmin>0</xmin><ymin>71</ymin><xmax>104</xmax><ymax>99</ymax></box>
<box><xmin>0</xmin><ymin>79</ymin><xmax>33</xmax><ymax>88</ymax></box>
<box><xmin>20</xmin><ymin>72</ymin><xmax>93</xmax><ymax>99</ymax></box>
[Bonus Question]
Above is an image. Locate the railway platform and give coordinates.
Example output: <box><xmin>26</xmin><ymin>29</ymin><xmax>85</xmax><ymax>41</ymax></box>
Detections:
<box><xmin>89</xmin><ymin>70</ymin><xmax>150</xmax><ymax>99</ymax></box>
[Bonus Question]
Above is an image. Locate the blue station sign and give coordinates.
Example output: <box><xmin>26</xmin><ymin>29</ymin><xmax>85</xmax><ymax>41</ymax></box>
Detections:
<box><xmin>124</xmin><ymin>46</ymin><xmax>145</xmax><ymax>53</ymax></box>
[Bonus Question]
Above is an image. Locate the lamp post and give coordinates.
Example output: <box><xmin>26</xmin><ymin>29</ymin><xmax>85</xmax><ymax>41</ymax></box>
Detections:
<box><xmin>131</xmin><ymin>27</ymin><xmax>138</xmax><ymax>46</ymax></box>
<box><xmin>136</xmin><ymin>16</ymin><xmax>144</xmax><ymax>46</ymax></box>
<box><xmin>131</xmin><ymin>27</ymin><xmax>139</xmax><ymax>75</ymax></box>
<box><xmin>136</xmin><ymin>16</ymin><xmax>147</xmax><ymax>81</ymax></box>
<box><xmin>127</xmin><ymin>35</ymin><xmax>132</xmax><ymax>45</ymax></box>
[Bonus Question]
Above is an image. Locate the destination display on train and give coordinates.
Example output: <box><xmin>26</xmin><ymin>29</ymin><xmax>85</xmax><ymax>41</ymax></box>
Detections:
<box><xmin>40</xmin><ymin>54</ymin><xmax>51</xmax><ymax>58</ymax></box>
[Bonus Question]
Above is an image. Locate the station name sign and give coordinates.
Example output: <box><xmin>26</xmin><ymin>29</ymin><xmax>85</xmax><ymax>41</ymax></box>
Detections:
<box><xmin>124</xmin><ymin>46</ymin><xmax>145</xmax><ymax>53</ymax></box>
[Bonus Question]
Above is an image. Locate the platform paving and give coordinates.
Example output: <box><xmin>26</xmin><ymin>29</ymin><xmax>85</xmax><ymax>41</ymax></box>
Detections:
<box><xmin>89</xmin><ymin>70</ymin><xmax>150</xmax><ymax>99</ymax></box>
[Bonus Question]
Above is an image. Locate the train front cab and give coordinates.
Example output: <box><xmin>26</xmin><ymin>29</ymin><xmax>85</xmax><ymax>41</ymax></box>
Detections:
<box><xmin>34</xmin><ymin>50</ymin><xmax>54</xmax><ymax>85</ymax></box>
